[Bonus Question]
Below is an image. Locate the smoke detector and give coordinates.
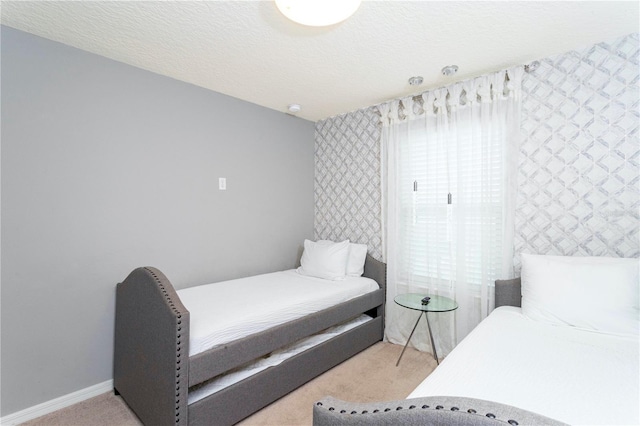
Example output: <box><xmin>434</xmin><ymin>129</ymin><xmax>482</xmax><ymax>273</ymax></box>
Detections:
<box><xmin>287</xmin><ymin>104</ymin><xmax>301</xmax><ymax>114</ymax></box>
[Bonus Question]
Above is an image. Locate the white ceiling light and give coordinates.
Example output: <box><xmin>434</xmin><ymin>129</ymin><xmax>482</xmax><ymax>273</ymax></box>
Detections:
<box><xmin>275</xmin><ymin>0</ymin><xmax>362</xmax><ymax>27</ymax></box>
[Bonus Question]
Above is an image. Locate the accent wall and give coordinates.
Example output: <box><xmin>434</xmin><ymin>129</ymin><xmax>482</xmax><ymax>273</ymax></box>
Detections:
<box><xmin>1</xmin><ymin>26</ymin><xmax>315</xmax><ymax>416</ymax></box>
<box><xmin>314</xmin><ymin>33</ymin><xmax>639</xmax><ymax>266</ymax></box>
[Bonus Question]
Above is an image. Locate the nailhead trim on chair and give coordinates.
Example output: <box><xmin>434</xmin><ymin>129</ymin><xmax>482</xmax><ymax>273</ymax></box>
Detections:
<box><xmin>145</xmin><ymin>267</ymin><xmax>185</xmax><ymax>425</ymax></box>
<box><xmin>317</xmin><ymin>400</ymin><xmax>525</xmax><ymax>424</ymax></box>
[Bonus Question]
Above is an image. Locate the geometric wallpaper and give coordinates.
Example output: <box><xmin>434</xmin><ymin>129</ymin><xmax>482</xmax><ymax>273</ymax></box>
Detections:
<box><xmin>314</xmin><ymin>33</ymin><xmax>639</xmax><ymax>267</ymax></box>
<box><xmin>515</xmin><ymin>33</ymin><xmax>640</xmax><ymax>270</ymax></box>
<box><xmin>314</xmin><ymin>106</ymin><xmax>383</xmax><ymax>260</ymax></box>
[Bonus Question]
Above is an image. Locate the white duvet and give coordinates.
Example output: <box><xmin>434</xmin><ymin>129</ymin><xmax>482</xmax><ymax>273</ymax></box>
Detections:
<box><xmin>177</xmin><ymin>270</ymin><xmax>379</xmax><ymax>356</ymax></box>
<box><xmin>408</xmin><ymin>306</ymin><xmax>640</xmax><ymax>425</ymax></box>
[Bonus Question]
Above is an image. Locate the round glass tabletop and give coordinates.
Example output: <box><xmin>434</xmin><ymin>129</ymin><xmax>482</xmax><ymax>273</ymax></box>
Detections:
<box><xmin>394</xmin><ymin>293</ymin><xmax>458</xmax><ymax>312</ymax></box>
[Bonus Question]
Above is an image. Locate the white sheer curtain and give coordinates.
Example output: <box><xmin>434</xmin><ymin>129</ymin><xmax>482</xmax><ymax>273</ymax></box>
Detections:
<box><xmin>381</xmin><ymin>68</ymin><xmax>523</xmax><ymax>357</ymax></box>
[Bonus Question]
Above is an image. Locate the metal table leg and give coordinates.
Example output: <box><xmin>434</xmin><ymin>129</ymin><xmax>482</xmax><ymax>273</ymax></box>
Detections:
<box><xmin>425</xmin><ymin>311</ymin><xmax>439</xmax><ymax>365</ymax></box>
<box><xmin>396</xmin><ymin>312</ymin><xmax>423</xmax><ymax>367</ymax></box>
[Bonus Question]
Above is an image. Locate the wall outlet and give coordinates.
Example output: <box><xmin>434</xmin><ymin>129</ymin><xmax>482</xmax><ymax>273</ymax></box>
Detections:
<box><xmin>219</xmin><ymin>177</ymin><xmax>226</xmax><ymax>190</ymax></box>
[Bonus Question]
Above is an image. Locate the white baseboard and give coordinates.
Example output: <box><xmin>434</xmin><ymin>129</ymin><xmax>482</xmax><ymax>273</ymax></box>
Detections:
<box><xmin>1</xmin><ymin>380</ymin><xmax>113</xmax><ymax>426</ymax></box>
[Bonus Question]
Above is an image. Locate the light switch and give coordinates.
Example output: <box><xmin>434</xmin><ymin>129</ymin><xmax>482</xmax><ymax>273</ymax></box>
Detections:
<box><xmin>219</xmin><ymin>177</ymin><xmax>226</xmax><ymax>190</ymax></box>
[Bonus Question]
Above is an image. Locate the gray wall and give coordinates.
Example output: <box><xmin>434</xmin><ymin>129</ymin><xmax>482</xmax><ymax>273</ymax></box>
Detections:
<box><xmin>1</xmin><ymin>26</ymin><xmax>315</xmax><ymax>416</ymax></box>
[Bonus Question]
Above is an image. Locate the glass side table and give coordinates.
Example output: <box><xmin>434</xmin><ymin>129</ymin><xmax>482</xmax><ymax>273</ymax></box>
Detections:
<box><xmin>394</xmin><ymin>293</ymin><xmax>458</xmax><ymax>366</ymax></box>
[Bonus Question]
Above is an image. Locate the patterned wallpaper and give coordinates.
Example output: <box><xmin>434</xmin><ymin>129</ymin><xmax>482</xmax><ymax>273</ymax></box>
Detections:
<box><xmin>314</xmin><ymin>33</ymin><xmax>639</xmax><ymax>265</ymax></box>
<box><xmin>314</xmin><ymin>107</ymin><xmax>383</xmax><ymax>260</ymax></box>
<box><xmin>515</xmin><ymin>33</ymin><xmax>639</xmax><ymax>268</ymax></box>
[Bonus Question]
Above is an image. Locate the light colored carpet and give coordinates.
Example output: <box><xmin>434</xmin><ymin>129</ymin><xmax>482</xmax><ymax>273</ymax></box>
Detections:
<box><xmin>22</xmin><ymin>342</ymin><xmax>436</xmax><ymax>426</ymax></box>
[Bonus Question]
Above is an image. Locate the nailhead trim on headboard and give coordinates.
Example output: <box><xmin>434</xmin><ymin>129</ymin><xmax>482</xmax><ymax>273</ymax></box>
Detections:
<box><xmin>144</xmin><ymin>267</ymin><xmax>186</xmax><ymax>425</ymax></box>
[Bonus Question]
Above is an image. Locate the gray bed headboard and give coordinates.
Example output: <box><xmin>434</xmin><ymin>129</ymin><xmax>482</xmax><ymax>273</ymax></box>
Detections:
<box><xmin>114</xmin><ymin>266</ymin><xmax>190</xmax><ymax>426</ymax></box>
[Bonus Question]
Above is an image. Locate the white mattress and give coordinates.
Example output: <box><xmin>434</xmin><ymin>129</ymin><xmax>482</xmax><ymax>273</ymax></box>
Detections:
<box><xmin>177</xmin><ymin>270</ymin><xmax>379</xmax><ymax>356</ymax></box>
<box><xmin>408</xmin><ymin>306</ymin><xmax>640</xmax><ymax>425</ymax></box>
<box><xmin>188</xmin><ymin>314</ymin><xmax>373</xmax><ymax>404</ymax></box>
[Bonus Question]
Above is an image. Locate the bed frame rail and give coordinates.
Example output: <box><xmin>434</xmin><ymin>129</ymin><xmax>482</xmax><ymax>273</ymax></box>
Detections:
<box><xmin>363</xmin><ymin>254</ymin><xmax>386</xmax><ymax>315</ymax></box>
<box><xmin>114</xmin><ymin>267</ymin><xmax>190</xmax><ymax>426</ymax></box>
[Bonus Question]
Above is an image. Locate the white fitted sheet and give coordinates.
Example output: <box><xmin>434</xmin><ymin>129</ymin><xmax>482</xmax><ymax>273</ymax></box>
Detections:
<box><xmin>177</xmin><ymin>270</ymin><xmax>378</xmax><ymax>356</ymax></box>
<box><xmin>408</xmin><ymin>306</ymin><xmax>640</xmax><ymax>425</ymax></box>
<box><xmin>188</xmin><ymin>314</ymin><xmax>373</xmax><ymax>404</ymax></box>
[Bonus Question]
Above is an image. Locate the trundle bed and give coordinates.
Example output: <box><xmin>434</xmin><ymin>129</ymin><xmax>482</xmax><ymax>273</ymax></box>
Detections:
<box><xmin>114</xmin><ymin>247</ymin><xmax>386</xmax><ymax>426</ymax></box>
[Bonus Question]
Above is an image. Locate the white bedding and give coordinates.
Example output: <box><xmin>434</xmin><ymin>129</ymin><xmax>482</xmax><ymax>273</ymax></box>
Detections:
<box><xmin>177</xmin><ymin>270</ymin><xmax>379</xmax><ymax>356</ymax></box>
<box><xmin>408</xmin><ymin>306</ymin><xmax>640</xmax><ymax>425</ymax></box>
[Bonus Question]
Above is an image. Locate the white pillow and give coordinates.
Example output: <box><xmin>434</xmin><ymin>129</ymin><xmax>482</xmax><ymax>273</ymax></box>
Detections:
<box><xmin>297</xmin><ymin>239</ymin><xmax>350</xmax><ymax>280</ymax></box>
<box><xmin>521</xmin><ymin>253</ymin><xmax>639</xmax><ymax>335</ymax></box>
<box><xmin>347</xmin><ymin>243</ymin><xmax>368</xmax><ymax>277</ymax></box>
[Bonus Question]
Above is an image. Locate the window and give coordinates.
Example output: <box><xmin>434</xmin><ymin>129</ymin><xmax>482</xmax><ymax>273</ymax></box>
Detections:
<box><xmin>396</xmin><ymin>116</ymin><xmax>507</xmax><ymax>289</ymax></box>
<box><xmin>382</xmin><ymin>68</ymin><xmax>522</xmax><ymax>350</ymax></box>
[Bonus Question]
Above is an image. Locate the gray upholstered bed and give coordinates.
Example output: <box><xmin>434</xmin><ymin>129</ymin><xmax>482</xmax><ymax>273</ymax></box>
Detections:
<box><xmin>114</xmin><ymin>254</ymin><xmax>386</xmax><ymax>426</ymax></box>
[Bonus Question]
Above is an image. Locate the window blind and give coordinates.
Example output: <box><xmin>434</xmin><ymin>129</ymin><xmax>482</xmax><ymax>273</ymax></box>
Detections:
<box><xmin>396</xmin><ymin>119</ymin><xmax>506</xmax><ymax>288</ymax></box>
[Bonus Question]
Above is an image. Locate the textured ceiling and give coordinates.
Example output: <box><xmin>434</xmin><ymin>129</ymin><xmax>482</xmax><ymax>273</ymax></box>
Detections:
<box><xmin>1</xmin><ymin>1</ymin><xmax>639</xmax><ymax>121</ymax></box>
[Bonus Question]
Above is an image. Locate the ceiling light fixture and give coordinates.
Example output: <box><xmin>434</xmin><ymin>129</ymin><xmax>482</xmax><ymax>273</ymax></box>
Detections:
<box><xmin>275</xmin><ymin>0</ymin><xmax>362</xmax><ymax>27</ymax></box>
<box><xmin>441</xmin><ymin>65</ymin><xmax>459</xmax><ymax>77</ymax></box>
<box><xmin>408</xmin><ymin>76</ymin><xmax>424</xmax><ymax>86</ymax></box>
